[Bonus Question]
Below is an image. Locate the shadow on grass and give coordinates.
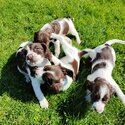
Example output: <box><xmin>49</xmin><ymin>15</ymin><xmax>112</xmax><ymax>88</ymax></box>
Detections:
<box><xmin>0</xmin><ymin>53</ymin><xmax>37</xmax><ymax>102</ymax></box>
<box><xmin>0</xmin><ymin>52</ymin><xmax>67</xmax><ymax>102</ymax></box>
<box><xmin>57</xmin><ymin>58</ymin><xmax>92</xmax><ymax>123</ymax></box>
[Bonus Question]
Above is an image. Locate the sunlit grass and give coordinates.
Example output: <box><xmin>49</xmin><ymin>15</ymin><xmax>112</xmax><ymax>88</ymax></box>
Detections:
<box><xmin>0</xmin><ymin>0</ymin><xmax>125</xmax><ymax>124</ymax></box>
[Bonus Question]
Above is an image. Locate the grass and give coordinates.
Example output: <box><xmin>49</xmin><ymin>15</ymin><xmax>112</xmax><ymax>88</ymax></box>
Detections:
<box><xmin>0</xmin><ymin>0</ymin><xmax>125</xmax><ymax>124</ymax></box>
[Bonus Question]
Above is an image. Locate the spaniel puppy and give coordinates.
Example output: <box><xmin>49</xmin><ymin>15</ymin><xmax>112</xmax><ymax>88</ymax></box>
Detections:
<box><xmin>84</xmin><ymin>39</ymin><xmax>125</xmax><ymax>113</ymax></box>
<box><xmin>42</xmin><ymin>65</ymin><xmax>73</xmax><ymax>93</ymax></box>
<box><xmin>34</xmin><ymin>17</ymin><xmax>81</xmax><ymax>57</ymax></box>
<box><xmin>16</xmin><ymin>41</ymin><xmax>54</xmax><ymax>108</ymax></box>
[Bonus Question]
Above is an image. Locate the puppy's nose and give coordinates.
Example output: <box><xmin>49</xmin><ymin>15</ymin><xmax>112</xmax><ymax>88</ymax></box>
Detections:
<box><xmin>27</xmin><ymin>54</ymin><xmax>33</xmax><ymax>60</ymax></box>
<box><xmin>93</xmin><ymin>107</ymin><xmax>103</xmax><ymax>113</ymax></box>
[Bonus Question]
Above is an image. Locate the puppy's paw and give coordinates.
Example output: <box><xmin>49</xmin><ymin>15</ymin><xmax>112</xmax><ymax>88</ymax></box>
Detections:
<box><xmin>25</xmin><ymin>76</ymin><xmax>30</xmax><ymax>83</ymax></box>
<box><xmin>39</xmin><ymin>99</ymin><xmax>49</xmax><ymax>109</ymax></box>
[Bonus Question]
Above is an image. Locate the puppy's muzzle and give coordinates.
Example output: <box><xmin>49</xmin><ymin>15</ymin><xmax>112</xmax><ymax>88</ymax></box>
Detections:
<box><xmin>27</xmin><ymin>54</ymin><xmax>33</xmax><ymax>61</ymax></box>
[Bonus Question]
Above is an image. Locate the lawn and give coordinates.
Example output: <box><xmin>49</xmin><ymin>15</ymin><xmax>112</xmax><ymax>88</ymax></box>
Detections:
<box><xmin>0</xmin><ymin>0</ymin><xmax>125</xmax><ymax>124</ymax></box>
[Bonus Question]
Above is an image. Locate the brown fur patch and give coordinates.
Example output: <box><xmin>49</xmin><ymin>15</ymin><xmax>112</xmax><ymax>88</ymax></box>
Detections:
<box><xmin>34</xmin><ymin>21</ymin><xmax>60</xmax><ymax>45</ymax></box>
<box><xmin>71</xmin><ymin>59</ymin><xmax>78</xmax><ymax>80</ymax></box>
<box><xmin>43</xmin><ymin>65</ymin><xmax>65</xmax><ymax>80</ymax></box>
<box><xmin>87</xmin><ymin>77</ymin><xmax>114</xmax><ymax>103</ymax></box>
<box><xmin>78</xmin><ymin>50</ymin><xmax>88</xmax><ymax>58</ymax></box>
<box><xmin>92</xmin><ymin>62</ymin><xmax>106</xmax><ymax>73</ymax></box>
<box><xmin>93</xmin><ymin>46</ymin><xmax>114</xmax><ymax>64</ymax></box>
<box><xmin>43</xmin><ymin>65</ymin><xmax>65</xmax><ymax>92</ymax></box>
<box><xmin>34</xmin><ymin>31</ymin><xmax>50</xmax><ymax>45</ymax></box>
<box><xmin>62</xmin><ymin>21</ymin><xmax>69</xmax><ymax>34</ymax></box>
<box><xmin>50</xmin><ymin>21</ymin><xmax>60</xmax><ymax>34</ymax></box>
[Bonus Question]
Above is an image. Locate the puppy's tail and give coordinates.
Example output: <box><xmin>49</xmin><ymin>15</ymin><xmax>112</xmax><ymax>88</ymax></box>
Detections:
<box><xmin>105</xmin><ymin>39</ymin><xmax>125</xmax><ymax>46</ymax></box>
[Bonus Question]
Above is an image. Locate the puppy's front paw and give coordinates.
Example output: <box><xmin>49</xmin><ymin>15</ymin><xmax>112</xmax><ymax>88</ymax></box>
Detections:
<box><xmin>39</xmin><ymin>99</ymin><xmax>49</xmax><ymax>109</ymax></box>
<box><xmin>25</xmin><ymin>76</ymin><xmax>30</xmax><ymax>83</ymax></box>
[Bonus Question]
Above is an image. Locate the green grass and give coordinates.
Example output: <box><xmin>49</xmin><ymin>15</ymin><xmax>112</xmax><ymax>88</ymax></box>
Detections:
<box><xmin>0</xmin><ymin>0</ymin><xmax>125</xmax><ymax>124</ymax></box>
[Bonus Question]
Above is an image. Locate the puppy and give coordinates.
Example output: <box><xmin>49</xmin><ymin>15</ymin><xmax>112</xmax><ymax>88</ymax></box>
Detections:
<box><xmin>84</xmin><ymin>39</ymin><xmax>125</xmax><ymax>113</ymax></box>
<box><xmin>42</xmin><ymin>65</ymin><xmax>73</xmax><ymax>93</ymax></box>
<box><xmin>16</xmin><ymin>41</ymin><xmax>54</xmax><ymax>108</ymax></box>
<box><xmin>16</xmin><ymin>34</ymin><xmax>84</xmax><ymax>109</ymax></box>
<box><xmin>34</xmin><ymin>17</ymin><xmax>81</xmax><ymax>57</ymax></box>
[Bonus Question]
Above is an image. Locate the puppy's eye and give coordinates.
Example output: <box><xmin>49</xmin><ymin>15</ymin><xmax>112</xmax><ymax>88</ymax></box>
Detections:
<box><xmin>92</xmin><ymin>93</ymin><xmax>100</xmax><ymax>102</ymax></box>
<box><xmin>35</xmin><ymin>47</ymin><xmax>41</xmax><ymax>50</ymax></box>
<box><xmin>102</xmin><ymin>95</ymin><xmax>108</xmax><ymax>102</ymax></box>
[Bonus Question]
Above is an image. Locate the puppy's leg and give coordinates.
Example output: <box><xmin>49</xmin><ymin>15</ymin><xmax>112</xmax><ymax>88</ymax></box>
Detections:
<box><xmin>83</xmin><ymin>48</ymin><xmax>96</xmax><ymax>60</ymax></box>
<box><xmin>53</xmin><ymin>40</ymin><xmax>60</xmax><ymax>58</ymax></box>
<box><xmin>51</xmin><ymin>55</ymin><xmax>69</xmax><ymax>71</ymax></box>
<box><xmin>30</xmin><ymin>77</ymin><xmax>49</xmax><ymax>109</ymax></box>
<box><xmin>53</xmin><ymin>36</ymin><xmax>72</xmax><ymax>57</ymax></box>
<box><xmin>65</xmin><ymin>18</ymin><xmax>81</xmax><ymax>44</ymax></box>
<box><xmin>112</xmin><ymin>79</ymin><xmax>125</xmax><ymax>104</ymax></box>
<box><xmin>51</xmin><ymin>33</ymin><xmax>78</xmax><ymax>57</ymax></box>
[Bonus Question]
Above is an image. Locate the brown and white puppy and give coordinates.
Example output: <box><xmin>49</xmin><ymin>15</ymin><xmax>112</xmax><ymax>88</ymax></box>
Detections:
<box><xmin>42</xmin><ymin>65</ymin><xmax>73</xmax><ymax>93</ymax></box>
<box><xmin>16</xmin><ymin>41</ymin><xmax>54</xmax><ymax>108</ymax></box>
<box><xmin>34</xmin><ymin>17</ymin><xmax>81</xmax><ymax>57</ymax></box>
<box><xmin>84</xmin><ymin>39</ymin><xmax>125</xmax><ymax>113</ymax></box>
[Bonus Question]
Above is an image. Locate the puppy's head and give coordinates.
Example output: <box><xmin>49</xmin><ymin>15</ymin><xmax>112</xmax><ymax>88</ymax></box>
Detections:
<box><xmin>42</xmin><ymin>65</ymin><xmax>65</xmax><ymax>92</ymax></box>
<box><xmin>26</xmin><ymin>43</ymin><xmax>52</xmax><ymax>67</ymax></box>
<box><xmin>86</xmin><ymin>77</ymin><xmax>114</xmax><ymax>113</ymax></box>
<box><xmin>34</xmin><ymin>31</ymin><xmax>50</xmax><ymax>45</ymax></box>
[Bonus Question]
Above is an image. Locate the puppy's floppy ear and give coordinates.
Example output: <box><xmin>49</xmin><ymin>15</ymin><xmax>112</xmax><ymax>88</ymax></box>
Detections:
<box><xmin>51</xmin><ymin>83</ymin><xmax>61</xmax><ymax>93</ymax></box>
<box><xmin>59</xmin><ymin>65</ymin><xmax>73</xmax><ymax>79</ymax></box>
<box><xmin>16</xmin><ymin>48</ymin><xmax>27</xmax><ymax>65</ymax></box>
<box><xmin>41</xmin><ymin>43</ymin><xmax>47</xmax><ymax>52</ymax></box>
<box><xmin>94</xmin><ymin>77</ymin><xmax>103</xmax><ymax>82</ymax></box>
<box><xmin>107</xmin><ymin>84</ymin><xmax>114</xmax><ymax>97</ymax></box>
<box><xmin>34</xmin><ymin>31</ymin><xmax>39</xmax><ymax>42</ymax></box>
<box><xmin>85</xmin><ymin>80</ymin><xmax>94</xmax><ymax>92</ymax></box>
<box><xmin>41</xmin><ymin>43</ymin><xmax>52</xmax><ymax>61</ymax></box>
